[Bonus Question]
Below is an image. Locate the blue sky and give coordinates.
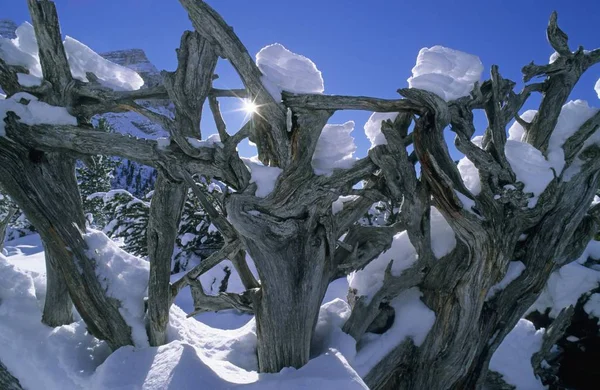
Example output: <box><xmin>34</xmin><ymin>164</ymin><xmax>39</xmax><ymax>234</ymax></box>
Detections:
<box><xmin>4</xmin><ymin>0</ymin><xmax>600</xmax><ymax>159</ymax></box>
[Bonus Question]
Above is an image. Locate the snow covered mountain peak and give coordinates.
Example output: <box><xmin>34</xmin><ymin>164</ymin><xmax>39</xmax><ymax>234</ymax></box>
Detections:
<box><xmin>100</xmin><ymin>48</ymin><xmax>162</xmax><ymax>87</ymax></box>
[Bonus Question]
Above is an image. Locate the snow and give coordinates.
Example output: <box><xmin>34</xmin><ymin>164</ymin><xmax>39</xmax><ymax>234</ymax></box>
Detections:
<box><xmin>547</xmin><ymin>100</ymin><xmax>599</xmax><ymax>174</ymax></box>
<box><xmin>84</xmin><ymin>229</ymin><xmax>150</xmax><ymax>347</ymax></box>
<box><xmin>504</xmin><ymin>139</ymin><xmax>555</xmax><ymax>207</ymax></box>
<box><xmin>364</xmin><ymin>112</ymin><xmax>398</xmax><ymax>148</ymax></box>
<box><xmin>583</xmin><ymin>293</ymin><xmax>600</xmax><ymax>324</ymax></box>
<box><xmin>529</xmin><ymin>258</ymin><xmax>600</xmax><ymax>318</ymax></box>
<box><xmin>0</xmin><ymin>22</ymin><xmax>143</xmax><ymax>91</ymax></box>
<box><xmin>186</xmin><ymin>134</ymin><xmax>222</xmax><ymax>149</ymax></box>
<box><xmin>348</xmin><ymin>207</ymin><xmax>455</xmax><ymax>301</ymax></box>
<box><xmin>17</xmin><ymin>72</ymin><xmax>42</xmax><ymax>86</ymax></box>
<box><xmin>596</xmin><ymin>78</ymin><xmax>600</xmax><ymax>99</ymax></box>
<box><xmin>2</xmin><ymin>234</ymin><xmax>46</xmax><ymax>274</ymax></box>
<box><xmin>489</xmin><ymin>319</ymin><xmax>545</xmax><ymax>390</ymax></box>
<box><xmin>486</xmin><ymin>261</ymin><xmax>526</xmax><ymax>300</ymax></box>
<box><xmin>407</xmin><ymin>45</ymin><xmax>483</xmax><ymax>102</ymax></box>
<box><xmin>0</xmin><ymin>253</ymin><xmax>111</xmax><ymax>390</ymax></box>
<box><xmin>457</xmin><ymin>135</ymin><xmax>483</xmax><ymax>195</ymax></box>
<box><xmin>503</xmin><ymin>101</ymin><xmax>599</xmax><ymax>203</ymax></box>
<box><xmin>242</xmin><ymin>158</ymin><xmax>283</xmax><ymax>198</ymax></box>
<box><xmin>180</xmin><ymin>232</ymin><xmax>196</xmax><ymax>246</ymax></box>
<box><xmin>156</xmin><ymin>136</ymin><xmax>170</xmax><ymax>149</ymax></box>
<box><xmin>312</xmin><ymin>121</ymin><xmax>357</xmax><ymax>176</ymax></box>
<box><xmin>353</xmin><ymin>288</ymin><xmax>436</xmax><ymax>376</ymax></box>
<box><xmin>2</xmin><ymin>234</ymin><xmax>368</xmax><ymax>389</ymax></box>
<box><xmin>0</xmin><ymin>22</ymin><xmax>42</xmax><ymax>78</ymax></box>
<box><xmin>0</xmin><ymin>92</ymin><xmax>77</xmax><ymax>137</ymax></box>
<box><xmin>256</xmin><ymin>43</ymin><xmax>324</xmax><ymax>101</ymax></box>
<box><xmin>332</xmin><ymin>195</ymin><xmax>358</xmax><ymax>215</ymax></box>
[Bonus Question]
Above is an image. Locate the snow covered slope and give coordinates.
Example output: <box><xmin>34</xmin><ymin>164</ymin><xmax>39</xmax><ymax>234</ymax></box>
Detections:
<box><xmin>1</xmin><ymin>234</ymin><xmax>368</xmax><ymax>390</ymax></box>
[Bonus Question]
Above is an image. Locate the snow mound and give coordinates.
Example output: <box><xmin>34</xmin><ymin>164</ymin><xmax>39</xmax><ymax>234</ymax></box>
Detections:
<box><xmin>0</xmin><ymin>22</ymin><xmax>143</xmax><ymax>90</ymax></box>
<box><xmin>312</xmin><ymin>121</ymin><xmax>357</xmax><ymax>176</ymax></box>
<box><xmin>364</xmin><ymin>112</ymin><xmax>398</xmax><ymax>148</ymax></box>
<box><xmin>0</xmin><ymin>92</ymin><xmax>77</xmax><ymax>136</ymax></box>
<box><xmin>0</xmin><ymin>254</ymin><xmax>111</xmax><ymax>390</ymax></box>
<box><xmin>505</xmin><ymin>139</ymin><xmax>555</xmax><ymax>208</ymax></box>
<box><xmin>595</xmin><ymin>78</ymin><xmax>600</xmax><ymax>100</ymax></box>
<box><xmin>490</xmin><ymin>319</ymin><xmax>545</xmax><ymax>390</ymax></box>
<box><xmin>457</xmin><ymin>135</ymin><xmax>483</xmax><ymax>195</ymax></box>
<box><xmin>353</xmin><ymin>288</ymin><xmax>435</xmax><ymax>376</ymax></box>
<box><xmin>547</xmin><ymin>100</ymin><xmax>599</xmax><ymax>174</ymax></box>
<box><xmin>63</xmin><ymin>36</ymin><xmax>144</xmax><ymax>91</ymax></box>
<box><xmin>529</xmin><ymin>261</ymin><xmax>600</xmax><ymax>318</ymax></box>
<box><xmin>348</xmin><ymin>207</ymin><xmax>455</xmax><ymax>301</ymax></box>
<box><xmin>407</xmin><ymin>45</ymin><xmax>483</xmax><ymax>102</ymax></box>
<box><xmin>256</xmin><ymin>43</ymin><xmax>324</xmax><ymax>101</ymax></box>
<box><xmin>242</xmin><ymin>158</ymin><xmax>283</xmax><ymax>198</ymax></box>
<box><xmin>84</xmin><ymin>229</ymin><xmax>150</xmax><ymax>347</ymax></box>
<box><xmin>0</xmin><ymin>22</ymin><xmax>42</xmax><ymax>78</ymax></box>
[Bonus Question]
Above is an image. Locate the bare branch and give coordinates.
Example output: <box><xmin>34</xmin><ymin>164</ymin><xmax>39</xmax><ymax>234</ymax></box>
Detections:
<box><xmin>283</xmin><ymin>91</ymin><xmax>424</xmax><ymax>114</ymax></box>
<box><xmin>179</xmin><ymin>0</ymin><xmax>287</xmax><ymax>167</ymax></box>
<box><xmin>162</xmin><ymin>30</ymin><xmax>218</xmax><ymax>156</ymax></box>
<box><xmin>187</xmin><ymin>279</ymin><xmax>254</xmax><ymax>316</ymax></box>
<box><xmin>180</xmin><ymin>170</ymin><xmax>238</xmax><ymax>239</ymax></box>
<box><xmin>3</xmin><ymin>115</ymin><xmax>235</xmax><ymax>187</ymax></box>
<box><xmin>26</xmin><ymin>0</ymin><xmax>72</xmax><ymax>99</ymax></box>
<box><xmin>170</xmin><ymin>240</ymin><xmax>242</xmax><ymax>300</ymax></box>
<box><xmin>531</xmin><ymin>306</ymin><xmax>574</xmax><ymax>379</ymax></box>
<box><xmin>563</xmin><ymin>110</ymin><xmax>600</xmax><ymax>165</ymax></box>
<box><xmin>209</xmin><ymin>95</ymin><xmax>230</xmax><ymax>142</ymax></box>
<box><xmin>209</xmin><ymin>88</ymin><xmax>248</xmax><ymax>98</ymax></box>
<box><xmin>343</xmin><ymin>260</ymin><xmax>424</xmax><ymax>341</ymax></box>
<box><xmin>547</xmin><ymin>11</ymin><xmax>571</xmax><ymax>56</ymax></box>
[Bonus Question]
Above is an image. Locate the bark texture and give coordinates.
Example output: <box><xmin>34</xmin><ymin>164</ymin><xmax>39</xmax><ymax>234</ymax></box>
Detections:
<box><xmin>41</xmin><ymin>244</ymin><xmax>74</xmax><ymax>327</ymax></box>
<box><xmin>0</xmin><ymin>360</ymin><xmax>23</xmax><ymax>390</ymax></box>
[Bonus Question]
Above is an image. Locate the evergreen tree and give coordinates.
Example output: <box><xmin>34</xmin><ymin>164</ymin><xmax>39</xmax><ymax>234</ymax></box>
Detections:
<box><xmin>173</xmin><ymin>179</ymin><xmax>225</xmax><ymax>273</ymax></box>
<box><xmin>101</xmin><ymin>190</ymin><xmax>150</xmax><ymax>257</ymax></box>
<box><xmin>76</xmin><ymin>118</ymin><xmax>118</xmax><ymax>227</ymax></box>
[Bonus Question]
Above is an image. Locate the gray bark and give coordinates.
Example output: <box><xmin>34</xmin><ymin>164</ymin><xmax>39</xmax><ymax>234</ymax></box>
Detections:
<box><xmin>0</xmin><ymin>360</ymin><xmax>23</xmax><ymax>390</ymax></box>
<box><xmin>0</xmin><ymin>141</ymin><xmax>133</xmax><ymax>350</ymax></box>
<box><xmin>145</xmin><ymin>174</ymin><xmax>186</xmax><ymax>346</ymax></box>
<box><xmin>41</xmin><ymin>243</ymin><xmax>73</xmax><ymax>327</ymax></box>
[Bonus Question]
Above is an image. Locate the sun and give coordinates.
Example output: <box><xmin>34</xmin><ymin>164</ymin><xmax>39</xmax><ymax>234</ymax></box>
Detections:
<box><xmin>242</xmin><ymin>99</ymin><xmax>258</xmax><ymax>114</ymax></box>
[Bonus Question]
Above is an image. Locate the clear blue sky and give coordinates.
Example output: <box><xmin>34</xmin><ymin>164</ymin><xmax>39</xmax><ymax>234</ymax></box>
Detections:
<box><xmin>3</xmin><ymin>0</ymin><xmax>600</xmax><ymax>159</ymax></box>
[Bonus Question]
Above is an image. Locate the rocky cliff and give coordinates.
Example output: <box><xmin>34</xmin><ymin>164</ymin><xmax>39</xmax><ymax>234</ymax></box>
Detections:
<box><xmin>0</xmin><ymin>19</ymin><xmax>17</xmax><ymax>39</ymax></box>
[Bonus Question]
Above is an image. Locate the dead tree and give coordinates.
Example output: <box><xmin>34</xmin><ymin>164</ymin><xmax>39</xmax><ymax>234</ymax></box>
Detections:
<box><xmin>1</xmin><ymin>1</ymin><xmax>600</xmax><ymax>389</ymax></box>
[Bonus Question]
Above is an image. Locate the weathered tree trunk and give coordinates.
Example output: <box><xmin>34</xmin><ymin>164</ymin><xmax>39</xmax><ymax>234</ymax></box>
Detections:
<box><xmin>364</xmin><ymin>116</ymin><xmax>600</xmax><ymax>390</ymax></box>
<box><xmin>0</xmin><ymin>360</ymin><xmax>23</xmax><ymax>390</ymax></box>
<box><xmin>146</xmin><ymin>173</ymin><xmax>186</xmax><ymax>346</ymax></box>
<box><xmin>247</xmin><ymin>232</ymin><xmax>332</xmax><ymax>372</ymax></box>
<box><xmin>0</xmin><ymin>138</ymin><xmax>133</xmax><ymax>349</ymax></box>
<box><xmin>227</xmin><ymin>193</ymin><xmax>335</xmax><ymax>372</ymax></box>
<box><xmin>41</xmin><ymin>243</ymin><xmax>73</xmax><ymax>327</ymax></box>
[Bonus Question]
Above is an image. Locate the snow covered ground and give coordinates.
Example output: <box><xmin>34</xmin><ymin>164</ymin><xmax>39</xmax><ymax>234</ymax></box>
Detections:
<box><xmin>3</xmin><ymin>232</ymin><xmax>587</xmax><ymax>389</ymax></box>
<box><xmin>0</xmin><ymin>233</ymin><xmax>369</xmax><ymax>390</ymax></box>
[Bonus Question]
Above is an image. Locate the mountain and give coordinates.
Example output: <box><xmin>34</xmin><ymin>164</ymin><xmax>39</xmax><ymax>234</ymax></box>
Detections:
<box><xmin>0</xmin><ymin>19</ymin><xmax>17</xmax><ymax>39</ymax></box>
